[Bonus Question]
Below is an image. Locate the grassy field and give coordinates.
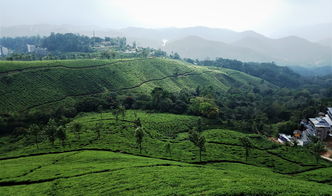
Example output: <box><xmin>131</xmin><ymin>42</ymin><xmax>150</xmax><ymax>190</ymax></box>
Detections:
<box><xmin>1</xmin><ymin>110</ymin><xmax>331</xmax><ymax>195</ymax></box>
<box><xmin>0</xmin><ymin>58</ymin><xmax>275</xmax><ymax>113</ymax></box>
<box><xmin>1</xmin><ymin>150</ymin><xmax>332</xmax><ymax>195</ymax></box>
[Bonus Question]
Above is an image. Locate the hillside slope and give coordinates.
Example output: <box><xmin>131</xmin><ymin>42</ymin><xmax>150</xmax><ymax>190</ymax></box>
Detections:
<box><xmin>1</xmin><ymin>110</ymin><xmax>331</xmax><ymax>195</ymax></box>
<box><xmin>0</xmin><ymin>58</ymin><xmax>275</xmax><ymax>113</ymax></box>
<box><xmin>1</xmin><ymin>150</ymin><xmax>331</xmax><ymax>196</ymax></box>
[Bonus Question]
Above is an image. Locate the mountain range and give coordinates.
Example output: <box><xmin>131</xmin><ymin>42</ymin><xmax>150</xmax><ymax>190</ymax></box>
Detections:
<box><xmin>1</xmin><ymin>24</ymin><xmax>331</xmax><ymax>68</ymax></box>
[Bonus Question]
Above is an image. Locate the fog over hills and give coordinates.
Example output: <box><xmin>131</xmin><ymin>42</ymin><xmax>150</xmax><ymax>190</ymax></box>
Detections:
<box><xmin>1</xmin><ymin>24</ymin><xmax>331</xmax><ymax>68</ymax></box>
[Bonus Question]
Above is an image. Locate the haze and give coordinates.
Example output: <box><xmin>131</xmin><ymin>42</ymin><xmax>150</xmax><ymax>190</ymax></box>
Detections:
<box><xmin>0</xmin><ymin>0</ymin><xmax>331</xmax><ymax>37</ymax></box>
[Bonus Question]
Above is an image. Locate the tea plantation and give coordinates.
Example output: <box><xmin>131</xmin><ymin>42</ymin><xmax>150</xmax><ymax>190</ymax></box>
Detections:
<box><xmin>0</xmin><ymin>110</ymin><xmax>331</xmax><ymax>195</ymax></box>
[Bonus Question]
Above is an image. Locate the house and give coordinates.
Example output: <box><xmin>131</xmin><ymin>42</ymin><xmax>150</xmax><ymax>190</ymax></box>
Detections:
<box><xmin>308</xmin><ymin>117</ymin><xmax>330</xmax><ymax>140</ymax></box>
<box><xmin>0</xmin><ymin>46</ymin><xmax>9</xmax><ymax>56</ymax></box>
<box><xmin>278</xmin><ymin>134</ymin><xmax>293</xmax><ymax>144</ymax></box>
<box><xmin>26</xmin><ymin>44</ymin><xmax>48</xmax><ymax>55</ymax></box>
<box><xmin>291</xmin><ymin>107</ymin><xmax>332</xmax><ymax>146</ymax></box>
<box><xmin>27</xmin><ymin>44</ymin><xmax>36</xmax><ymax>53</ymax></box>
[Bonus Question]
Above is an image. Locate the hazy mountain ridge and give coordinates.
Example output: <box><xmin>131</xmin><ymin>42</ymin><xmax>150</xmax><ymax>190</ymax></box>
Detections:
<box><xmin>163</xmin><ymin>36</ymin><xmax>276</xmax><ymax>62</ymax></box>
<box><xmin>1</xmin><ymin>24</ymin><xmax>331</xmax><ymax>68</ymax></box>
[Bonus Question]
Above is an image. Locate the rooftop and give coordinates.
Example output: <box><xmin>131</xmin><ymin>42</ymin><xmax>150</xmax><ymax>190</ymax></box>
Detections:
<box><xmin>309</xmin><ymin>117</ymin><xmax>330</xmax><ymax>128</ymax></box>
<box><xmin>328</xmin><ymin>107</ymin><xmax>332</xmax><ymax>115</ymax></box>
<box><xmin>323</xmin><ymin>114</ymin><xmax>332</xmax><ymax>126</ymax></box>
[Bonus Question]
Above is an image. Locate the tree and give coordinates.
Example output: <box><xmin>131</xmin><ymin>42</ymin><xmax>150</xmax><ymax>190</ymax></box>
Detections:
<box><xmin>197</xmin><ymin>118</ymin><xmax>203</xmax><ymax>132</ymax></box>
<box><xmin>188</xmin><ymin>130</ymin><xmax>206</xmax><ymax>161</ymax></box>
<box><xmin>97</xmin><ymin>105</ymin><xmax>103</xmax><ymax>119</ymax></box>
<box><xmin>165</xmin><ymin>142</ymin><xmax>172</xmax><ymax>157</ymax></box>
<box><xmin>45</xmin><ymin>119</ymin><xmax>57</xmax><ymax>146</ymax></box>
<box><xmin>56</xmin><ymin>125</ymin><xmax>66</xmax><ymax>147</ymax></box>
<box><xmin>151</xmin><ymin>87</ymin><xmax>164</xmax><ymax>110</ymax></box>
<box><xmin>27</xmin><ymin>124</ymin><xmax>42</xmax><ymax>149</ymax></box>
<box><xmin>141</xmin><ymin>48</ymin><xmax>150</xmax><ymax>58</ymax></box>
<box><xmin>71</xmin><ymin>122</ymin><xmax>82</xmax><ymax>140</ymax></box>
<box><xmin>134</xmin><ymin>127</ymin><xmax>144</xmax><ymax>153</ymax></box>
<box><xmin>95</xmin><ymin>122</ymin><xmax>103</xmax><ymax>140</ymax></box>
<box><xmin>240</xmin><ymin>137</ymin><xmax>252</xmax><ymax>162</ymax></box>
<box><xmin>112</xmin><ymin>105</ymin><xmax>126</xmax><ymax>121</ymax></box>
<box><xmin>311</xmin><ymin>141</ymin><xmax>326</xmax><ymax>163</ymax></box>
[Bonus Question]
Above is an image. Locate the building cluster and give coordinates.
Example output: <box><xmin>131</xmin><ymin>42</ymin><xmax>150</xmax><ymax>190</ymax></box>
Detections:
<box><xmin>0</xmin><ymin>46</ymin><xmax>10</xmax><ymax>56</ymax></box>
<box><xmin>26</xmin><ymin>44</ymin><xmax>48</xmax><ymax>55</ymax></box>
<box><xmin>278</xmin><ymin>107</ymin><xmax>332</xmax><ymax>146</ymax></box>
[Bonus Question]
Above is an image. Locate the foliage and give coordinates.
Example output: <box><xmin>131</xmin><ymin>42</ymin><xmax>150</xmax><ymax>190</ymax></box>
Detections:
<box><xmin>239</xmin><ymin>136</ymin><xmax>252</xmax><ymax>162</ymax></box>
<box><xmin>1</xmin><ymin>151</ymin><xmax>332</xmax><ymax>195</ymax></box>
<box><xmin>134</xmin><ymin>127</ymin><xmax>144</xmax><ymax>153</ymax></box>
<box><xmin>188</xmin><ymin>130</ymin><xmax>206</xmax><ymax>161</ymax></box>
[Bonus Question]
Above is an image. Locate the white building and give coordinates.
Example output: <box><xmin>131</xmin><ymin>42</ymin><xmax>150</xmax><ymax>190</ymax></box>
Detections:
<box><xmin>0</xmin><ymin>46</ymin><xmax>9</xmax><ymax>56</ymax></box>
<box><xmin>295</xmin><ymin>107</ymin><xmax>332</xmax><ymax>145</ymax></box>
<box><xmin>27</xmin><ymin>44</ymin><xmax>36</xmax><ymax>53</ymax></box>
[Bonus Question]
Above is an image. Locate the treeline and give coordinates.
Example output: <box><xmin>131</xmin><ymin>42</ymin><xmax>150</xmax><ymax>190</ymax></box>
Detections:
<box><xmin>0</xmin><ymin>33</ymin><xmax>128</xmax><ymax>53</ymax></box>
<box><xmin>2</xmin><ymin>83</ymin><xmax>331</xmax><ymax>138</ymax></box>
<box><xmin>0</xmin><ymin>36</ymin><xmax>43</xmax><ymax>53</ymax></box>
<box><xmin>184</xmin><ymin>57</ymin><xmax>301</xmax><ymax>88</ymax></box>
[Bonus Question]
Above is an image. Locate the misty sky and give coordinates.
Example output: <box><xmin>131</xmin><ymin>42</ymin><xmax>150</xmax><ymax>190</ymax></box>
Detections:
<box><xmin>0</xmin><ymin>0</ymin><xmax>331</xmax><ymax>35</ymax></box>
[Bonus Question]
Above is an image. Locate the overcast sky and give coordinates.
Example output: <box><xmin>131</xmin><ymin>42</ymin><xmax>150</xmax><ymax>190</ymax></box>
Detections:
<box><xmin>0</xmin><ymin>0</ymin><xmax>331</xmax><ymax>35</ymax></box>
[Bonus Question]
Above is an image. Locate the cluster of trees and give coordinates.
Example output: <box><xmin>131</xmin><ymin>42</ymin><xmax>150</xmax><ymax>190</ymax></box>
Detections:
<box><xmin>0</xmin><ymin>36</ymin><xmax>43</xmax><ymax>53</ymax></box>
<box><xmin>1</xmin><ymin>82</ymin><xmax>331</xmax><ymax>139</ymax></box>
<box><xmin>24</xmin><ymin>119</ymin><xmax>68</xmax><ymax>148</ymax></box>
<box><xmin>42</xmin><ymin>33</ymin><xmax>92</xmax><ymax>52</ymax></box>
<box><xmin>183</xmin><ymin>57</ymin><xmax>301</xmax><ymax>88</ymax></box>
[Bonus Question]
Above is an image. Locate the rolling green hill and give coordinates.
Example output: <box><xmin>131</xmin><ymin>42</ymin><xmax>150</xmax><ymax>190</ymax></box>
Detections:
<box><xmin>1</xmin><ymin>151</ymin><xmax>332</xmax><ymax>196</ymax></box>
<box><xmin>0</xmin><ymin>58</ymin><xmax>275</xmax><ymax>113</ymax></box>
<box><xmin>0</xmin><ymin>110</ymin><xmax>331</xmax><ymax>195</ymax></box>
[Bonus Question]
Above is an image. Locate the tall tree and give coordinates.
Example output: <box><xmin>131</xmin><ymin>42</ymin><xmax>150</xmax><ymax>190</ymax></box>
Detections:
<box><xmin>71</xmin><ymin>122</ymin><xmax>82</xmax><ymax>141</ymax></box>
<box><xmin>311</xmin><ymin>141</ymin><xmax>325</xmax><ymax>164</ymax></box>
<box><xmin>151</xmin><ymin>87</ymin><xmax>165</xmax><ymax>110</ymax></box>
<box><xmin>95</xmin><ymin>122</ymin><xmax>103</xmax><ymax>140</ymax></box>
<box><xmin>240</xmin><ymin>137</ymin><xmax>252</xmax><ymax>162</ymax></box>
<box><xmin>97</xmin><ymin>105</ymin><xmax>103</xmax><ymax>119</ymax></box>
<box><xmin>112</xmin><ymin>105</ymin><xmax>126</xmax><ymax>121</ymax></box>
<box><xmin>45</xmin><ymin>119</ymin><xmax>57</xmax><ymax>146</ymax></box>
<box><xmin>134</xmin><ymin>127</ymin><xmax>144</xmax><ymax>154</ymax></box>
<box><xmin>165</xmin><ymin>142</ymin><xmax>172</xmax><ymax>157</ymax></box>
<box><xmin>188</xmin><ymin>130</ymin><xmax>206</xmax><ymax>161</ymax></box>
<box><xmin>27</xmin><ymin>124</ymin><xmax>42</xmax><ymax>149</ymax></box>
<box><xmin>56</xmin><ymin>125</ymin><xmax>66</xmax><ymax>147</ymax></box>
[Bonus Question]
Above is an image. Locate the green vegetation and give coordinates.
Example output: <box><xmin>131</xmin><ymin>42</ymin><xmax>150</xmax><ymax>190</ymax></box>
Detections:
<box><xmin>0</xmin><ymin>57</ymin><xmax>331</xmax><ymax>195</ymax></box>
<box><xmin>0</xmin><ymin>109</ymin><xmax>331</xmax><ymax>195</ymax></box>
<box><xmin>1</xmin><ymin>151</ymin><xmax>332</xmax><ymax>196</ymax></box>
<box><xmin>0</xmin><ymin>58</ymin><xmax>273</xmax><ymax>113</ymax></box>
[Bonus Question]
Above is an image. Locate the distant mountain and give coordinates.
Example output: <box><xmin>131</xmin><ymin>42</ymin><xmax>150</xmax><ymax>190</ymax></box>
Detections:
<box><xmin>317</xmin><ymin>37</ymin><xmax>332</xmax><ymax>48</ymax></box>
<box><xmin>0</xmin><ymin>24</ymin><xmax>108</xmax><ymax>37</ymax></box>
<box><xmin>1</xmin><ymin>24</ymin><xmax>331</xmax><ymax>67</ymax></box>
<box><xmin>272</xmin><ymin>23</ymin><xmax>332</xmax><ymax>42</ymax></box>
<box><xmin>120</xmin><ymin>26</ymin><xmax>266</xmax><ymax>44</ymax></box>
<box><xmin>290</xmin><ymin>65</ymin><xmax>332</xmax><ymax>76</ymax></box>
<box><xmin>233</xmin><ymin>36</ymin><xmax>332</xmax><ymax>67</ymax></box>
<box><xmin>163</xmin><ymin>36</ymin><xmax>274</xmax><ymax>62</ymax></box>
